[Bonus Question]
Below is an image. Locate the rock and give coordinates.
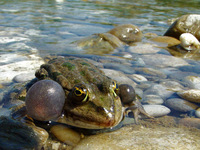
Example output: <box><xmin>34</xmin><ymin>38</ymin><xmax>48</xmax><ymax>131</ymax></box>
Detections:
<box><xmin>184</xmin><ymin>76</ymin><xmax>200</xmax><ymax>89</ymax></box>
<box><xmin>141</xmin><ymin>54</ymin><xmax>189</xmax><ymax>68</ymax></box>
<box><xmin>128</xmin><ymin>74</ymin><xmax>148</xmax><ymax>83</ymax></box>
<box><xmin>150</xmin><ymin>36</ymin><xmax>180</xmax><ymax>47</ymax></box>
<box><xmin>179</xmin><ymin>118</ymin><xmax>200</xmax><ymax>129</ymax></box>
<box><xmin>164</xmin><ymin>14</ymin><xmax>200</xmax><ymax>40</ymax></box>
<box><xmin>179</xmin><ymin>33</ymin><xmax>200</xmax><ymax>50</ymax></box>
<box><xmin>108</xmin><ymin>24</ymin><xmax>142</xmax><ymax>44</ymax></box>
<box><xmin>179</xmin><ymin>65</ymin><xmax>200</xmax><ymax>74</ymax></box>
<box><xmin>74</xmin><ymin>123</ymin><xmax>200</xmax><ymax>150</ymax></box>
<box><xmin>13</xmin><ymin>72</ymin><xmax>35</xmax><ymax>83</ymax></box>
<box><xmin>103</xmin><ymin>63</ymin><xmax>135</xmax><ymax>74</ymax></box>
<box><xmin>177</xmin><ymin>89</ymin><xmax>200</xmax><ymax>103</ymax></box>
<box><xmin>165</xmin><ymin>98</ymin><xmax>198</xmax><ymax>112</ymax></box>
<box><xmin>101</xmin><ymin>69</ymin><xmax>137</xmax><ymax>86</ymax></box>
<box><xmin>142</xmin><ymin>95</ymin><xmax>164</xmax><ymax>105</ymax></box>
<box><xmin>128</xmin><ymin>43</ymin><xmax>161</xmax><ymax>54</ymax></box>
<box><xmin>195</xmin><ymin>108</ymin><xmax>200</xmax><ymax>118</ymax></box>
<box><xmin>141</xmin><ymin>105</ymin><xmax>170</xmax><ymax>118</ymax></box>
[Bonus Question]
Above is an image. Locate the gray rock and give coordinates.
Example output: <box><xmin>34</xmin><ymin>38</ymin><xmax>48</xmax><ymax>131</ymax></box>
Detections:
<box><xmin>165</xmin><ymin>98</ymin><xmax>198</xmax><ymax>112</ymax></box>
<box><xmin>103</xmin><ymin>63</ymin><xmax>135</xmax><ymax>74</ymax></box>
<box><xmin>195</xmin><ymin>108</ymin><xmax>200</xmax><ymax>118</ymax></box>
<box><xmin>184</xmin><ymin>76</ymin><xmax>200</xmax><ymax>89</ymax></box>
<box><xmin>164</xmin><ymin>14</ymin><xmax>200</xmax><ymax>39</ymax></box>
<box><xmin>13</xmin><ymin>72</ymin><xmax>35</xmax><ymax>83</ymax></box>
<box><xmin>128</xmin><ymin>43</ymin><xmax>161</xmax><ymax>54</ymax></box>
<box><xmin>128</xmin><ymin>74</ymin><xmax>148</xmax><ymax>83</ymax></box>
<box><xmin>142</xmin><ymin>95</ymin><xmax>164</xmax><ymax>105</ymax></box>
<box><xmin>141</xmin><ymin>54</ymin><xmax>189</xmax><ymax>68</ymax></box>
<box><xmin>141</xmin><ymin>105</ymin><xmax>171</xmax><ymax>118</ymax></box>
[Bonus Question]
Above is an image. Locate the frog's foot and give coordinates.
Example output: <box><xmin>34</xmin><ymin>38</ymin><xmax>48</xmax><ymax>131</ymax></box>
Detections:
<box><xmin>125</xmin><ymin>99</ymin><xmax>153</xmax><ymax>124</ymax></box>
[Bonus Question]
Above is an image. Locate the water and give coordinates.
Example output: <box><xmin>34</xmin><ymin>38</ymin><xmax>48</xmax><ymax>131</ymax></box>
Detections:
<box><xmin>0</xmin><ymin>0</ymin><xmax>199</xmax><ymax>56</ymax></box>
<box><xmin>1</xmin><ymin>0</ymin><xmax>200</xmax><ymax>149</ymax></box>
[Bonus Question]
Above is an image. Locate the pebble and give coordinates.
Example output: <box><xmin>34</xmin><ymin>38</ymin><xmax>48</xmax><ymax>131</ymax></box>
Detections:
<box><xmin>195</xmin><ymin>108</ymin><xmax>200</xmax><ymax>118</ymax></box>
<box><xmin>13</xmin><ymin>72</ymin><xmax>35</xmax><ymax>83</ymax></box>
<box><xmin>150</xmin><ymin>36</ymin><xmax>180</xmax><ymax>47</ymax></box>
<box><xmin>184</xmin><ymin>76</ymin><xmax>200</xmax><ymax>89</ymax></box>
<box><xmin>103</xmin><ymin>63</ymin><xmax>135</xmax><ymax>74</ymax></box>
<box><xmin>177</xmin><ymin>89</ymin><xmax>200</xmax><ymax>103</ymax></box>
<box><xmin>179</xmin><ymin>33</ymin><xmax>200</xmax><ymax>50</ymax></box>
<box><xmin>179</xmin><ymin>118</ymin><xmax>200</xmax><ymax>129</ymax></box>
<box><xmin>101</xmin><ymin>68</ymin><xmax>137</xmax><ymax>87</ymax></box>
<box><xmin>128</xmin><ymin>74</ymin><xmax>148</xmax><ymax>83</ymax></box>
<box><xmin>165</xmin><ymin>98</ymin><xmax>198</xmax><ymax>112</ymax></box>
<box><xmin>128</xmin><ymin>43</ymin><xmax>161</xmax><ymax>54</ymax></box>
<box><xmin>141</xmin><ymin>104</ymin><xmax>171</xmax><ymax>118</ymax></box>
<box><xmin>141</xmin><ymin>54</ymin><xmax>189</xmax><ymax>68</ymax></box>
<box><xmin>142</xmin><ymin>95</ymin><xmax>164</xmax><ymax>105</ymax></box>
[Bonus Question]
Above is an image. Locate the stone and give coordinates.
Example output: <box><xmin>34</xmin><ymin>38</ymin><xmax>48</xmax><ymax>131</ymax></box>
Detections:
<box><xmin>150</xmin><ymin>36</ymin><xmax>180</xmax><ymax>47</ymax></box>
<box><xmin>179</xmin><ymin>118</ymin><xmax>200</xmax><ymax>129</ymax></box>
<box><xmin>141</xmin><ymin>105</ymin><xmax>170</xmax><ymax>118</ymax></box>
<box><xmin>177</xmin><ymin>89</ymin><xmax>200</xmax><ymax>103</ymax></box>
<box><xmin>142</xmin><ymin>95</ymin><xmax>164</xmax><ymax>105</ymax></box>
<box><xmin>165</xmin><ymin>98</ymin><xmax>198</xmax><ymax>112</ymax></box>
<box><xmin>141</xmin><ymin>54</ymin><xmax>189</xmax><ymax>68</ymax></box>
<box><xmin>108</xmin><ymin>24</ymin><xmax>143</xmax><ymax>44</ymax></box>
<box><xmin>195</xmin><ymin>108</ymin><xmax>200</xmax><ymax>118</ymax></box>
<box><xmin>184</xmin><ymin>76</ymin><xmax>200</xmax><ymax>89</ymax></box>
<box><xmin>101</xmin><ymin>69</ymin><xmax>137</xmax><ymax>87</ymax></box>
<box><xmin>128</xmin><ymin>74</ymin><xmax>148</xmax><ymax>83</ymax></box>
<box><xmin>164</xmin><ymin>14</ymin><xmax>200</xmax><ymax>40</ymax></box>
<box><xmin>13</xmin><ymin>72</ymin><xmax>35</xmax><ymax>83</ymax></box>
<box><xmin>179</xmin><ymin>33</ymin><xmax>200</xmax><ymax>50</ymax></box>
<box><xmin>128</xmin><ymin>43</ymin><xmax>161</xmax><ymax>54</ymax></box>
<box><xmin>103</xmin><ymin>63</ymin><xmax>135</xmax><ymax>74</ymax></box>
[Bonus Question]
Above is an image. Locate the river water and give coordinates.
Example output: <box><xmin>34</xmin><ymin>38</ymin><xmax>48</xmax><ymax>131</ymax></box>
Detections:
<box><xmin>1</xmin><ymin>0</ymin><xmax>200</xmax><ymax>149</ymax></box>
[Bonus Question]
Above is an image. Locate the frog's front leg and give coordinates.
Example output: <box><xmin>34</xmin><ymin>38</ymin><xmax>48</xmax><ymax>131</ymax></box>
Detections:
<box><xmin>118</xmin><ymin>84</ymin><xmax>153</xmax><ymax>124</ymax></box>
<box><xmin>125</xmin><ymin>98</ymin><xmax>154</xmax><ymax>124</ymax></box>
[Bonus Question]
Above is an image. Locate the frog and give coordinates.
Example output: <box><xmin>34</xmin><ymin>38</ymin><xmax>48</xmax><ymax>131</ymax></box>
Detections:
<box><xmin>34</xmin><ymin>56</ymin><xmax>153</xmax><ymax>129</ymax></box>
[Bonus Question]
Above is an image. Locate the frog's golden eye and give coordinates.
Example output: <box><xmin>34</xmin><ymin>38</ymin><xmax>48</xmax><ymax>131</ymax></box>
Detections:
<box><xmin>111</xmin><ymin>81</ymin><xmax>119</xmax><ymax>97</ymax></box>
<box><xmin>70</xmin><ymin>84</ymin><xmax>89</xmax><ymax>104</ymax></box>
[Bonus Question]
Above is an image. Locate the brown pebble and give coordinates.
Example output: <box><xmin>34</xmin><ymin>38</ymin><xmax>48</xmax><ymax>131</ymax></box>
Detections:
<box><xmin>179</xmin><ymin>118</ymin><xmax>200</xmax><ymax>129</ymax></box>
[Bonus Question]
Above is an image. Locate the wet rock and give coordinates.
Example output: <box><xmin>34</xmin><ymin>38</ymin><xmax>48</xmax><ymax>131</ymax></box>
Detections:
<box><xmin>108</xmin><ymin>24</ymin><xmax>142</xmax><ymax>44</ymax></box>
<box><xmin>179</xmin><ymin>65</ymin><xmax>200</xmax><ymax>74</ymax></box>
<box><xmin>142</xmin><ymin>105</ymin><xmax>170</xmax><ymax>118</ymax></box>
<box><xmin>179</xmin><ymin>118</ymin><xmax>200</xmax><ymax>129</ymax></box>
<box><xmin>103</xmin><ymin>63</ymin><xmax>135</xmax><ymax>74</ymax></box>
<box><xmin>184</xmin><ymin>76</ymin><xmax>200</xmax><ymax>89</ymax></box>
<box><xmin>134</xmin><ymin>67</ymin><xmax>167</xmax><ymax>79</ymax></box>
<box><xmin>141</xmin><ymin>54</ymin><xmax>189</xmax><ymax>68</ymax></box>
<box><xmin>150</xmin><ymin>36</ymin><xmax>180</xmax><ymax>47</ymax></box>
<box><xmin>165</xmin><ymin>98</ymin><xmax>198</xmax><ymax>112</ymax></box>
<box><xmin>74</xmin><ymin>123</ymin><xmax>200</xmax><ymax>150</ymax></box>
<box><xmin>164</xmin><ymin>14</ymin><xmax>200</xmax><ymax>40</ymax></box>
<box><xmin>128</xmin><ymin>43</ymin><xmax>161</xmax><ymax>54</ymax></box>
<box><xmin>101</xmin><ymin>69</ymin><xmax>137</xmax><ymax>86</ymax></box>
<box><xmin>128</xmin><ymin>74</ymin><xmax>148</xmax><ymax>83</ymax></box>
<box><xmin>177</xmin><ymin>89</ymin><xmax>200</xmax><ymax>103</ymax></box>
<box><xmin>179</xmin><ymin>33</ymin><xmax>200</xmax><ymax>50</ymax></box>
<box><xmin>195</xmin><ymin>108</ymin><xmax>200</xmax><ymax>118</ymax></box>
<box><xmin>13</xmin><ymin>72</ymin><xmax>35</xmax><ymax>83</ymax></box>
<box><xmin>142</xmin><ymin>95</ymin><xmax>164</xmax><ymax>105</ymax></box>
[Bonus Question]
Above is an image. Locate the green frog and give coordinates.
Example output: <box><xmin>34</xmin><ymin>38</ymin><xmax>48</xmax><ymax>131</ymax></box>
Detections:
<box><xmin>34</xmin><ymin>56</ymin><xmax>152</xmax><ymax>129</ymax></box>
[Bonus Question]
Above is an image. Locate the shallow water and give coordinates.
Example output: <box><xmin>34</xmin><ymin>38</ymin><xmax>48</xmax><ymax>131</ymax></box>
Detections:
<box><xmin>1</xmin><ymin>0</ymin><xmax>200</xmax><ymax>149</ymax></box>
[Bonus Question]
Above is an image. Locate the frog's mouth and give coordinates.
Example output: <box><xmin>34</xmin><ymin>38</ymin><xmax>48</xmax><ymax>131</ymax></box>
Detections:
<box><xmin>60</xmin><ymin>97</ymin><xmax>123</xmax><ymax>129</ymax></box>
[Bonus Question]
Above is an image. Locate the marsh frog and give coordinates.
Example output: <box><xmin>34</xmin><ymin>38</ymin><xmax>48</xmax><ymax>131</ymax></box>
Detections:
<box><xmin>35</xmin><ymin>56</ymin><xmax>152</xmax><ymax>129</ymax></box>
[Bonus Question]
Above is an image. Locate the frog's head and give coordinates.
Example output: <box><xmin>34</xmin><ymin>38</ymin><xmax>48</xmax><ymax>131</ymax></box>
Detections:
<box><xmin>62</xmin><ymin>80</ymin><xmax>123</xmax><ymax>129</ymax></box>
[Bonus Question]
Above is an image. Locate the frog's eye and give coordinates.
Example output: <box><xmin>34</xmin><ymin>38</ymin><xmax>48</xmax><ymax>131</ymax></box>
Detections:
<box><xmin>111</xmin><ymin>81</ymin><xmax>119</xmax><ymax>97</ymax></box>
<box><xmin>70</xmin><ymin>84</ymin><xmax>89</xmax><ymax>104</ymax></box>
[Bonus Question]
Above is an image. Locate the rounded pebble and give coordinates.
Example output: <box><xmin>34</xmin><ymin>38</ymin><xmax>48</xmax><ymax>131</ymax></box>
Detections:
<box><xmin>142</xmin><ymin>95</ymin><xmax>164</xmax><ymax>105</ymax></box>
<box><xmin>141</xmin><ymin>105</ymin><xmax>171</xmax><ymax>118</ymax></box>
<box><xmin>195</xmin><ymin>108</ymin><xmax>200</xmax><ymax>118</ymax></box>
<box><xmin>165</xmin><ymin>98</ymin><xmax>198</xmax><ymax>112</ymax></box>
<box><xmin>13</xmin><ymin>72</ymin><xmax>35</xmax><ymax>83</ymax></box>
<box><xmin>179</xmin><ymin>118</ymin><xmax>200</xmax><ymax>129</ymax></box>
<box><xmin>177</xmin><ymin>89</ymin><xmax>200</xmax><ymax>103</ymax></box>
<box><xmin>184</xmin><ymin>76</ymin><xmax>200</xmax><ymax>89</ymax></box>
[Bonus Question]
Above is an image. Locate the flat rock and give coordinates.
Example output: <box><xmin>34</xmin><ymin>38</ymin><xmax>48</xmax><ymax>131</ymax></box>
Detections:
<box><xmin>141</xmin><ymin>54</ymin><xmax>189</xmax><ymax>68</ymax></box>
<box><xmin>128</xmin><ymin>43</ymin><xmax>161</xmax><ymax>54</ymax></box>
<box><xmin>13</xmin><ymin>72</ymin><xmax>35</xmax><ymax>83</ymax></box>
<box><xmin>128</xmin><ymin>74</ymin><xmax>148</xmax><ymax>83</ymax></box>
<box><xmin>142</xmin><ymin>95</ymin><xmax>164</xmax><ymax>105</ymax></box>
<box><xmin>165</xmin><ymin>98</ymin><xmax>198</xmax><ymax>112</ymax></box>
<box><xmin>177</xmin><ymin>89</ymin><xmax>200</xmax><ymax>103</ymax></box>
<box><xmin>142</xmin><ymin>105</ymin><xmax>170</xmax><ymax>118</ymax></box>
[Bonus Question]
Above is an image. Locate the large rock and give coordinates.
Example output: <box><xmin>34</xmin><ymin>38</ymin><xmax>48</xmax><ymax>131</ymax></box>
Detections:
<box><xmin>164</xmin><ymin>14</ymin><xmax>200</xmax><ymax>40</ymax></box>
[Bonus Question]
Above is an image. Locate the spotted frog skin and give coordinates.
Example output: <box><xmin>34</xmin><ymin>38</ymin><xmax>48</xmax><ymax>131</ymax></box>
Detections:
<box><xmin>35</xmin><ymin>56</ymin><xmax>151</xmax><ymax>129</ymax></box>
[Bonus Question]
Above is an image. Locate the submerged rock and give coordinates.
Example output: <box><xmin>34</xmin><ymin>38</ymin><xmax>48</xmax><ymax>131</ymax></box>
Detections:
<box><xmin>164</xmin><ymin>14</ymin><xmax>200</xmax><ymax>40</ymax></box>
<box><xmin>177</xmin><ymin>89</ymin><xmax>200</xmax><ymax>103</ymax></box>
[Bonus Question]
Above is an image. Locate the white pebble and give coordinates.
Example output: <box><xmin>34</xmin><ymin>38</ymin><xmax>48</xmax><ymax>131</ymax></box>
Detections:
<box><xmin>180</xmin><ymin>33</ymin><xmax>200</xmax><ymax>50</ymax></box>
<box><xmin>195</xmin><ymin>108</ymin><xmax>200</xmax><ymax>118</ymax></box>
